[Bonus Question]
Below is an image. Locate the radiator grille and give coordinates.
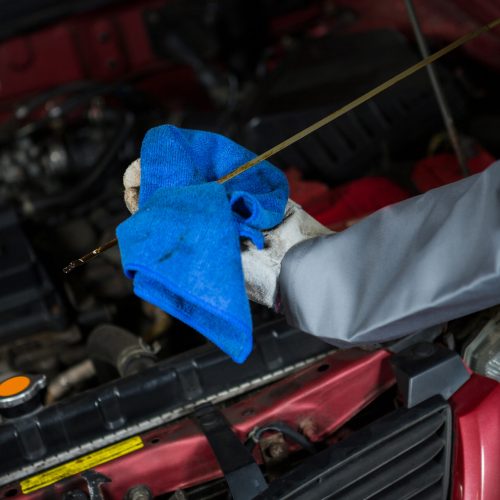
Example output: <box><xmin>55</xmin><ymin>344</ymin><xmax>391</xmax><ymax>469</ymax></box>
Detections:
<box><xmin>257</xmin><ymin>397</ymin><xmax>451</xmax><ymax>500</ymax></box>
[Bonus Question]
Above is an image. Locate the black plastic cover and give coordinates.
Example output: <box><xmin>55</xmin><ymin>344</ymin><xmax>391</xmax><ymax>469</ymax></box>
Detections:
<box><xmin>243</xmin><ymin>30</ymin><xmax>465</xmax><ymax>184</ymax></box>
<box><xmin>0</xmin><ymin>208</ymin><xmax>66</xmax><ymax>342</ymax></box>
<box><xmin>390</xmin><ymin>342</ymin><xmax>470</xmax><ymax>408</ymax></box>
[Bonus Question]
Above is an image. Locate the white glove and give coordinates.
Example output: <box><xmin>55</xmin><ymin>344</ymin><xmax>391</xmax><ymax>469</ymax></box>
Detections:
<box><xmin>241</xmin><ymin>200</ymin><xmax>333</xmax><ymax>308</ymax></box>
<box><xmin>122</xmin><ymin>160</ymin><xmax>333</xmax><ymax>308</ymax></box>
<box><xmin>123</xmin><ymin>158</ymin><xmax>141</xmax><ymax>214</ymax></box>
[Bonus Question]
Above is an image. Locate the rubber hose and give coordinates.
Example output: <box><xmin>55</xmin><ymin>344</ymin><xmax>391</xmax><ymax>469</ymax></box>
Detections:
<box><xmin>87</xmin><ymin>324</ymin><xmax>156</xmax><ymax>377</ymax></box>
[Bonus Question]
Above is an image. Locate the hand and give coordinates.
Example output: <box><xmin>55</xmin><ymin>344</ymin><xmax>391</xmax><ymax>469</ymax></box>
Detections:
<box><xmin>123</xmin><ymin>159</ymin><xmax>333</xmax><ymax>308</ymax></box>
<box><xmin>123</xmin><ymin>158</ymin><xmax>141</xmax><ymax>214</ymax></box>
<box><xmin>241</xmin><ymin>199</ymin><xmax>333</xmax><ymax>308</ymax></box>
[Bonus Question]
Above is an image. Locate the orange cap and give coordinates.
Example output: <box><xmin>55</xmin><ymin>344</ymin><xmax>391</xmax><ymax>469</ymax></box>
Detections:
<box><xmin>0</xmin><ymin>376</ymin><xmax>31</xmax><ymax>397</ymax></box>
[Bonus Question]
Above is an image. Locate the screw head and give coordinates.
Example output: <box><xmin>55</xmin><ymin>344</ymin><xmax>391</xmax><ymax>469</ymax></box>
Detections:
<box><xmin>126</xmin><ymin>485</ymin><xmax>153</xmax><ymax>500</ymax></box>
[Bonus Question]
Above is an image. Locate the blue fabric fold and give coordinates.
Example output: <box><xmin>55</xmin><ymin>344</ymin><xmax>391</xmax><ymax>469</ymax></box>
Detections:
<box><xmin>117</xmin><ymin>125</ymin><xmax>288</xmax><ymax>363</ymax></box>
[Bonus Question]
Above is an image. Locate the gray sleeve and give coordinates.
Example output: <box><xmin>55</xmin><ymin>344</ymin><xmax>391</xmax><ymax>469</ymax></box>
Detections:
<box><xmin>279</xmin><ymin>161</ymin><xmax>500</xmax><ymax>347</ymax></box>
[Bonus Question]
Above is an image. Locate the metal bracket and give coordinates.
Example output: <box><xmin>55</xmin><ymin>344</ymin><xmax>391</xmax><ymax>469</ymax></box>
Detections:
<box><xmin>193</xmin><ymin>403</ymin><xmax>267</xmax><ymax>500</ymax></box>
<box><xmin>81</xmin><ymin>470</ymin><xmax>111</xmax><ymax>500</ymax></box>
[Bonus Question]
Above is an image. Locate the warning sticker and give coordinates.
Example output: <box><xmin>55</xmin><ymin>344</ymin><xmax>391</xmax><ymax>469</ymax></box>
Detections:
<box><xmin>20</xmin><ymin>436</ymin><xmax>144</xmax><ymax>494</ymax></box>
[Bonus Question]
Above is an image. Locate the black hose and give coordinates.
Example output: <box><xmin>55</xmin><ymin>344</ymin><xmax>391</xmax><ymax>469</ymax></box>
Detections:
<box><xmin>87</xmin><ymin>324</ymin><xmax>156</xmax><ymax>377</ymax></box>
<box><xmin>15</xmin><ymin>82</ymin><xmax>121</xmax><ymax>138</ymax></box>
<box><xmin>246</xmin><ymin>421</ymin><xmax>316</xmax><ymax>454</ymax></box>
<box><xmin>14</xmin><ymin>81</ymin><xmax>100</xmax><ymax>120</ymax></box>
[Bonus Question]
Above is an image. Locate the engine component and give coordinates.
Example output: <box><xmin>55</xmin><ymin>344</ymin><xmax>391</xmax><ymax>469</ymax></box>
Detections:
<box><xmin>144</xmin><ymin>2</ymin><xmax>234</xmax><ymax>109</ymax></box>
<box><xmin>242</xmin><ymin>30</ymin><xmax>466</xmax><ymax>183</ymax></box>
<box><xmin>125</xmin><ymin>485</ymin><xmax>153</xmax><ymax>500</ymax></box>
<box><xmin>0</xmin><ymin>208</ymin><xmax>67</xmax><ymax>342</ymax></box>
<box><xmin>390</xmin><ymin>342</ymin><xmax>470</xmax><ymax>408</ymax></box>
<box><xmin>81</xmin><ymin>470</ymin><xmax>110</xmax><ymax>500</ymax></box>
<box><xmin>0</xmin><ymin>319</ymin><xmax>332</xmax><ymax>483</ymax></box>
<box><xmin>194</xmin><ymin>403</ymin><xmax>267</xmax><ymax>499</ymax></box>
<box><xmin>45</xmin><ymin>360</ymin><xmax>97</xmax><ymax>404</ymax></box>
<box><xmin>0</xmin><ymin>348</ymin><xmax>395</xmax><ymax>497</ymax></box>
<box><xmin>246</xmin><ymin>422</ymin><xmax>316</xmax><ymax>456</ymax></box>
<box><xmin>0</xmin><ymin>78</ymin><xmax>140</xmax><ymax>222</ymax></box>
<box><xmin>463</xmin><ymin>309</ymin><xmax>500</xmax><ymax>382</ymax></box>
<box><xmin>87</xmin><ymin>324</ymin><xmax>156</xmax><ymax>378</ymax></box>
<box><xmin>0</xmin><ymin>374</ymin><xmax>46</xmax><ymax>419</ymax></box>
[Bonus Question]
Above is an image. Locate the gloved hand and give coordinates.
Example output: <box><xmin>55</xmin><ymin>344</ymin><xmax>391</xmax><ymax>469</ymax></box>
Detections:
<box><xmin>123</xmin><ymin>159</ymin><xmax>332</xmax><ymax>308</ymax></box>
<box><xmin>240</xmin><ymin>199</ymin><xmax>332</xmax><ymax>307</ymax></box>
<box><xmin>123</xmin><ymin>158</ymin><xmax>141</xmax><ymax>214</ymax></box>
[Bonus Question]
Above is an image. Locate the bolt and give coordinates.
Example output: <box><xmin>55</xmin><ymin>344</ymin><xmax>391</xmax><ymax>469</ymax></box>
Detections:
<box><xmin>198</xmin><ymin>413</ymin><xmax>218</xmax><ymax>427</ymax></box>
<box><xmin>267</xmin><ymin>442</ymin><xmax>287</xmax><ymax>460</ymax></box>
<box><xmin>413</xmin><ymin>343</ymin><xmax>435</xmax><ymax>357</ymax></box>
<box><xmin>126</xmin><ymin>485</ymin><xmax>153</xmax><ymax>500</ymax></box>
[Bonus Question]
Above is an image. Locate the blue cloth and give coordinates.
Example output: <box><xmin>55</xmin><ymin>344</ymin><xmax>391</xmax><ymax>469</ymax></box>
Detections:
<box><xmin>117</xmin><ymin>125</ymin><xmax>288</xmax><ymax>363</ymax></box>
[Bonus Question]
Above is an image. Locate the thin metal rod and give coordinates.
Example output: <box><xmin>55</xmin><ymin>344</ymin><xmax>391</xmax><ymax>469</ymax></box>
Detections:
<box><xmin>63</xmin><ymin>238</ymin><xmax>118</xmax><ymax>274</ymax></box>
<box><xmin>404</xmin><ymin>0</ymin><xmax>469</xmax><ymax>176</ymax></box>
<box><xmin>63</xmin><ymin>17</ymin><xmax>500</xmax><ymax>273</ymax></box>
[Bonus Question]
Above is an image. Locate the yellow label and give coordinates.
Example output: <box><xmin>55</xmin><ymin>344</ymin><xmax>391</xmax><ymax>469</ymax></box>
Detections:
<box><xmin>21</xmin><ymin>436</ymin><xmax>144</xmax><ymax>494</ymax></box>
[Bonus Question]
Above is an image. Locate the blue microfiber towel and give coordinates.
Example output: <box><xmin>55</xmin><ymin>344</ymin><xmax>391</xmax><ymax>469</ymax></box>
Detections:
<box><xmin>117</xmin><ymin>125</ymin><xmax>288</xmax><ymax>363</ymax></box>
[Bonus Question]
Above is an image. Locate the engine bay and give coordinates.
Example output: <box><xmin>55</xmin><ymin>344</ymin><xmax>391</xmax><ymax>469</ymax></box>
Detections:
<box><xmin>1</xmin><ymin>1</ymin><xmax>500</xmax><ymax>498</ymax></box>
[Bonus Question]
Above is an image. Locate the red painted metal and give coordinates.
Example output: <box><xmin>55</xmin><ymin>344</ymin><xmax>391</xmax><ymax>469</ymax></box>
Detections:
<box><xmin>0</xmin><ymin>1</ymin><xmax>167</xmax><ymax>103</ymax></box>
<box><xmin>8</xmin><ymin>349</ymin><xmax>394</xmax><ymax>499</ymax></box>
<box><xmin>310</xmin><ymin>177</ymin><xmax>409</xmax><ymax>230</ymax></box>
<box><xmin>411</xmin><ymin>150</ymin><xmax>496</xmax><ymax>193</ymax></box>
<box><xmin>0</xmin><ymin>0</ymin><xmax>327</xmax><ymax>111</ymax></box>
<box><xmin>0</xmin><ymin>26</ymin><xmax>85</xmax><ymax>102</ymax></box>
<box><xmin>450</xmin><ymin>374</ymin><xmax>500</xmax><ymax>500</ymax></box>
<box><xmin>334</xmin><ymin>0</ymin><xmax>500</xmax><ymax>72</ymax></box>
<box><xmin>287</xmin><ymin>168</ymin><xmax>410</xmax><ymax>231</ymax></box>
<box><xmin>286</xmin><ymin>167</ymin><xmax>330</xmax><ymax>210</ymax></box>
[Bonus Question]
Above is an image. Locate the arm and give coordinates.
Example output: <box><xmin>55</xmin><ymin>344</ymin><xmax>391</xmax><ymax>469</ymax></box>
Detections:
<box><xmin>279</xmin><ymin>162</ymin><xmax>500</xmax><ymax>346</ymax></box>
